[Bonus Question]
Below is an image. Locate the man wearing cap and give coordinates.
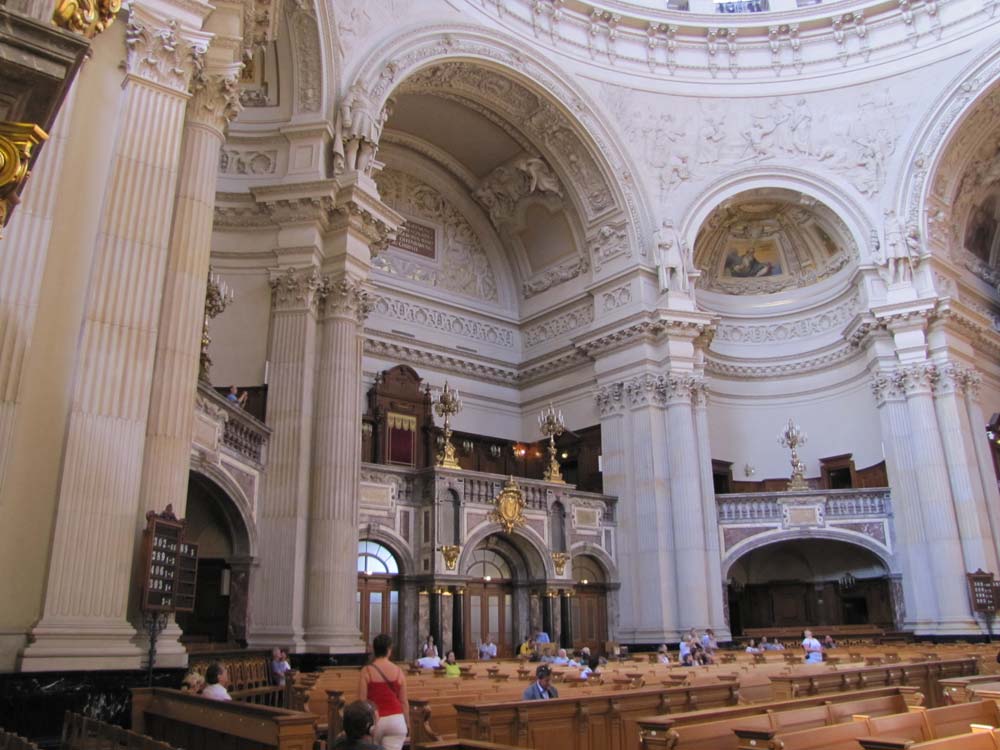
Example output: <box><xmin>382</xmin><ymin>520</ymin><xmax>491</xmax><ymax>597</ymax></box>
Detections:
<box><xmin>522</xmin><ymin>665</ymin><xmax>559</xmax><ymax>700</ymax></box>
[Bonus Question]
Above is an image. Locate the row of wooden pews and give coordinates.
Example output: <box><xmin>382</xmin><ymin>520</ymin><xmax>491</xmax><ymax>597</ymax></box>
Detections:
<box><xmin>2</xmin><ymin>712</ymin><xmax>176</xmax><ymax>750</ymax></box>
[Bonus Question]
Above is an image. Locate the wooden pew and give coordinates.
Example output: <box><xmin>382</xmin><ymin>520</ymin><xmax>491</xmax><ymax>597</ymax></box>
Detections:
<box><xmin>415</xmin><ymin>740</ymin><xmax>528</xmax><ymax>750</ymax></box>
<box><xmin>917</xmin><ymin>698</ymin><xmax>1000</xmax><ymax>737</ymax></box>
<box><xmin>638</xmin><ymin>687</ymin><xmax>922</xmax><ymax>750</ymax></box>
<box><xmin>0</xmin><ymin>728</ymin><xmax>39</xmax><ymax>750</ymax></box>
<box><xmin>131</xmin><ymin>687</ymin><xmax>316</xmax><ymax>750</ymax></box>
<box><xmin>61</xmin><ymin>712</ymin><xmax>178</xmax><ymax>750</ymax></box>
<box><xmin>859</xmin><ymin>729</ymin><xmax>1000</xmax><ymax>749</ymax></box>
<box><xmin>735</xmin><ymin>719</ymin><xmax>873</xmax><ymax>750</ymax></box>
<box><xmin>453</xmin><ymin>680</ymin><xmax>738</xmax><ymax>750</ymax></box>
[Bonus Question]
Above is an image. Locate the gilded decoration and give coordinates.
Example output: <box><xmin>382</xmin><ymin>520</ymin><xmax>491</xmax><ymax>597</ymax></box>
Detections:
<box><xmin>489</xmin><ymin>476</ymin><xmax>527</xmax><ymax>535</ymax></box>
<box><xmin>52</xmin><ymin>0</ymin><xmax>121</xmax><ymax>38</ymax></box>
<box><xmin>551</xmin><ymin>551</ymin><xmax>569</xmax><ymax>576</ymax></box>
<box><xmin>439</xmin><ymin>544</ymin><xmax>460</xmax><ymax>571</ymax></box>
<box><xmin>0</xmin><ymin>123</ymin><xmax>47</xmax><ymax>237</ymax></box>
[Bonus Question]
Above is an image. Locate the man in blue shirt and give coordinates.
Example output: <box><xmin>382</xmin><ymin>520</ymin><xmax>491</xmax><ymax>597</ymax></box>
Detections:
<box><xmin>522</xmin><ymin>665</ymin><xmax>559</xmax><ymax>700</ymax></box>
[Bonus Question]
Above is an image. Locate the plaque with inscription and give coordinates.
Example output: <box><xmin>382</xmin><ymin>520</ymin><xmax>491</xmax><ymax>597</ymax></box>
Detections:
<box><xmin>393</xmin><ymin>220</ymin><xmax>436</xmax><ymax>260</ymax></box>
<box><xmin>967</xmin><ymin>570</ymin><xmax>997</xmax><ymax>614</ymax></box>
<box><xmin>140</xmin><ymin>505</ymin><xmax>199</xmax><ymax>614</ymax></box>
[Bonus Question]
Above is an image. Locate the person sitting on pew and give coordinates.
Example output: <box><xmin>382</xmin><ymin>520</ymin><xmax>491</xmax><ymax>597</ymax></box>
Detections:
<box><xmin>443</xmin><ymin>651</ymin><xmax>460</xmax><ymax>677</ymax></box>
<box><xmin>519</xmin><ymin>637</ymin><xmax>535</xmax><ymax>657</ymax></box>
<box><xmin>534</xmin><ymin>629</ymin><xmax>550</xmax><ymax>644</ymax></box>
<box><xmin>422</xmin><ymin>634</ymin><xmax>439</xmax><ymax>659</ymax></box>
<box><xmin>181</xmin><ymin>669</ymin><xmax>204</xmax><ymax>693</ymax></box>
<box><xmin>523</xmin><ymin>664</ymin><xmax>559</xmax><ymax>700</ymax></box>
<box><xmin>579</xmin><ymin>656</ymin><xmax>601</xmax><ymax>680</ymax></box>
<box><xmin>551</xmin><ymin>648</ymin><xmax>571</xmax><ymax>666</ymax></box>
<box><xmin>656</xmin><ymin>644</ymin><xmax>671</xmax><ymax>664</ymax></box>
<box><xmin>690</xmin><ymin>639</ymin><xmax>712</xmax><ymax>665</ymax></box>
<box><xmin>271</xmin><ymin>647</ymin><xmax>291</xmax><ymax>686</ymax></box>
<box><xmin>201</xmin><ymin>662</ymin><xmax>232</xmax><ymax>701</ymax></box>
<box><xmin>679</xmin><ymin>635</ymin><xmax>694</xmax><ymax>666</ymax></box>
<box><xmin>823</xmin><ymin>634</ymin><xmax>836</xmax><ymax>649</ymax></box>
<box><xmin>700</xmin><ymin>628</ymin><xmax>719</xmax><ymax>658</ymax></box>
<box><xmin>332</xmin><ymin>700</ymin><xmax>382</xmax><ymax>750</ymax></box>
<box><xmin>801</xmin><ymin>629</ymin><xmax>824</xmax><ymax>664</ymax></box>
<box><xmin>745</xmin><ymin>638</ymin><xmax>761</xmax><ymax>654</ymax></box>
<box><xmin>478</xmin><ymin>635</ymin><xmax>497</xmax><ymax>660</ymax></box>
<box><xmin>359</xmin><ymin>633</ymin><xmax>409</xmax><ymax>750</ymax></box>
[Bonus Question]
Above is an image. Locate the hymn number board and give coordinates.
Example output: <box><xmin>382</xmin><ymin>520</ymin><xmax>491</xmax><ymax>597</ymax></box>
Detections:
<box><xmin>140</xmin><ymin>506</ymin><xmax>199</xmax><ymax>614</ymax></box>
<box><xmin>967</xmin><ymin>570</ymin><xmax>997</xmax><ymax>614</ymax></box>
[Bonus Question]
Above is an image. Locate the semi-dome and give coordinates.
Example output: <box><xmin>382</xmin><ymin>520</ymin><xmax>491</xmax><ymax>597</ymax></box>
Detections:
<box><xmin>693</xmin><ymin>188</ymin><xmax>855</xmax><ymax>296</ymax></box>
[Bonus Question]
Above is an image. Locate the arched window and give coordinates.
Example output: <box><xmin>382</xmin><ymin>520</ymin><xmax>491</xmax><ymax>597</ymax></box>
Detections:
<box><xmin>573</xmin><ymin>555</ymin><xmax>606</xmax><ymax>584</ymax></box>
<box><xmin>357</xmin><ymin>540</ymin><xmax>400</xmax><ymax>575</ymax></box>
<box><xmin>466</xmin><ymin>547</ymin><xmax>513</xmax><ymax>580</ymax></box>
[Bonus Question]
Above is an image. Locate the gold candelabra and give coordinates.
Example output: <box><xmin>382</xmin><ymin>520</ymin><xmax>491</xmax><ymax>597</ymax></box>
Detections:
<box><xmin>538</xmin><ymin>404</ymin><xmax>566</xmax><ymax>483</ymax></box>
<box><xmin>199</xmin><ymin>267</ymin><xmax>234</xmax><ymax>383</ymax></box>
<box><xmin>778</xmin><ymin>418</ymin><xmax>809</xmax><ymax>491</ymax></box>
<box><xmin>434</xmin><ymin>381</ymin><xmax>462</xmax><ymax>469</ymax></box>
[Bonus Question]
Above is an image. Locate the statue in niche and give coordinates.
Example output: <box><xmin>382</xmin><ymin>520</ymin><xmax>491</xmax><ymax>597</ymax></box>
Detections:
<box><xmin>334</xmin><ymin>85</ymin><xmax>392</xmax><ymax>174</ymax></box>
<box><xmin>513</xmin><ymin>156</ymin><xmax>562</xmax><ymax>197</ymax></box>
<box><xmin>698</xmin><ymin>116</ymin><xmax>725</xmax><ymax>164</ymax></box>
<box><xmin>655</xmin><ymin>219</ymin><xmax>689</xmax><ymax>293</ymax></box>
<box><xmin>881</xmin><ymin>210</ymin><xmax>915</xmax><ymax>285</ymax></box>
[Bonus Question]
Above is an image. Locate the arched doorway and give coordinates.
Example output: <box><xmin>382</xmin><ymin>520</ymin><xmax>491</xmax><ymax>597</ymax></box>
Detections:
<box><xmin>177</xmin><ymin>472</ymin><xmax>254</xmax><ymax>647</ymax></box>
<box><xmin>725</xmin><ymin>538</ymin><xmax>893</xmax><ymax>635</ymax></box>
<box><xmin>357</xmin><ymin>540</ymin><xmax>401</xmax><ymax>649</ymax></box>
<box><xmin>464</xmin><ymin>542</ymin><xmax>516</xmax><ymax>658</ymax></box>
<box><xmin>572</xmin><ymin>555</ymin><xmax>609</xmax><ymax>655</ymax></box>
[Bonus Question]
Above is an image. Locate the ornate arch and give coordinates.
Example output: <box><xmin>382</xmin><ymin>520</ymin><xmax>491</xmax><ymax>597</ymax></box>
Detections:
<box><xmin>681</xmin><ymin>166</ymin><xmax>873</xmax><ymax>267</ymax></box>
<box><xmin>894</xmin><ymin>39</ymin><xmax>1000</xmax><ymax>253</ymax></box>
<box><xmin>188</xmin><ymin>462</ymin><xmax>258</xmax><ymax>559</ymax></box>
<box><xmin>720</xmin><ymin>527</ymin><xmax>896</xmax><ymax>581</ymax></box>
<box><xmin>568</xmin><ymin>541</ymin><xmax>620</xmax><ymax>584</ymax></box>
<box><xmin>459</xmin><ymin>522</ymin><xmax>554</xmax><ymax>580</ymax></box>
<box><xmin>347</xmin><ymin>24</ymin><xmax>653</xmax><ymax>276</ymax></box>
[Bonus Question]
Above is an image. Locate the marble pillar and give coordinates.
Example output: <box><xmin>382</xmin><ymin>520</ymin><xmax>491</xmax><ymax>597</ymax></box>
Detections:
<box><xmin>872</xmin><ymin>370</ymin><xmax>938</xmax><ymax>632</ymax></box>
<box><xmin>452</xmin><ymin>587</ymin><xmax>466</xmax><ymax>659</ymax></box>
<box><xmin>692</xmin><ymin>382</ymin><xmax>729</xmax><ymax>639</ymax></box>
<box><xmin>932</xmin><ymin>364</ymin><xmax>999</xmax><ymax>574</ymax></box>
<box><xmin>20</xmin><ymin>6</ymin><xmax>210</xmax><ymax>671</ymax></box>
<box><xmin>963</xmin><ymin>373</ymin><xmax>1000</xmax><ymax>561</ymax></box>
<box><xmin>135</xmin><ymin>67</ymin><xmax>241</xmax><ymax>665</ymax></box>
<box><xmin>560</xmin><ymin>592</ymin><xmax>573</xmax><ymax>649</ymax></box>
<box><xmin>248</xmin><ymin>267</ymin><xmax>322</xmax><ymax>651</ymax></box>
<box><xmin>901</xmin><ymin>363</ymin><xmax>978</xmax><ymax>633</ymax></box>
<box><xmin>664</xmin><ymin>374</ymin><xmax>710</xmax><ymax>630</ymax></box>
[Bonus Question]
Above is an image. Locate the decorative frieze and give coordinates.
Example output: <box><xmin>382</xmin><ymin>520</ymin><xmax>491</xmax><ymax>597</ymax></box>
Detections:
<box><xmin>371</xmin><ymin>295</ymin><xmax>516</xmax><ymax>348</ymax></box>
<box><xmin>523</xmin><ymin>301</ymin><xmax>593</xmax><ymax>347</ymax></box>
<box><xmin>522</xmin><ymin>255</ymin><xmax>590</xmax><ymax>299</ymax></box>
<box><xmin>715</xmin><ymin>292</ymin><xmax>861</xmax><ymax>344</ymax></box>
<box><xmin>589</xmin><ymin>223</ymin><xmax>629</xmax><ymax>271</ymax></box>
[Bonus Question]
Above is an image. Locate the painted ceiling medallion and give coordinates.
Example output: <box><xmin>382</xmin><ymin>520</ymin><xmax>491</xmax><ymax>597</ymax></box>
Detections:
<box><xmin>489</xmin><ymin>476</ymin><xmax>527</xmax><ymax>534</ymax></box>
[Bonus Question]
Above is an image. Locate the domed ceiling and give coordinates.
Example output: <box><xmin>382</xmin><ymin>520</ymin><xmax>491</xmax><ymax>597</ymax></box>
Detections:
<box><xmin>694</xmin><ymin>189</ymin><xmax>855</xmax><ymax>295</ymax></box>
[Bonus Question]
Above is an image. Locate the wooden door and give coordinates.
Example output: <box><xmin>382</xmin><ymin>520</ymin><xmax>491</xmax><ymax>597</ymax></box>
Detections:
<box><xmin>357</xmin><ymin>574</ymin><xmax>399</xmax><ymax>649</ymax></box>
<box><xmin>572</xmin><ymin>589</ymin><xmax>608</xmax><ymax>655</ymax></box>
<box><xmin>464</xmin><ymin>581</ymin><xmax>513</xmax><ymax>657</ymax></box>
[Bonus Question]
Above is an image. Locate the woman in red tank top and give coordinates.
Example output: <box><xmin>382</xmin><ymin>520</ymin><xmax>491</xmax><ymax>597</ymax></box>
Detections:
<box><xmin>358</xmin><ymin>633</ymin><xmax>409</xmax><ymax>750</ymax></box>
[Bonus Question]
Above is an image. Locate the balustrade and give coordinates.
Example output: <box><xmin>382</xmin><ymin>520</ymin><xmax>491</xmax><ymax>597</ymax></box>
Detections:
<box><xmin>717</xmin><ymin>488</ymin><xmax>891</xmax><ymax>522</ymax></box>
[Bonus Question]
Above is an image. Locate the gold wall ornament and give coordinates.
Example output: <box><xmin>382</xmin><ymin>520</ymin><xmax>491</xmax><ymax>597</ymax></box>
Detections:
<box><xmin>52</xmin><ymin>0</ymin><xmax>122</xmax><ymax>38</ymax></box>
<box><xmin>199</xmin><ymin>267</ymin><xmax>234</xmax><ymax>382</ymax></box>
<box><xmin>551</xmin><ymin>551</ymin><xmax>570</xmax><ymax>576</ymax></box>
<box><xmin>0</xmin><ymin>122</ymin><xmax>48</xmax><ymax>237</ymax></box>
<box><xmin>489</xmin><ymin>476</ymin><xmax>527</xmax><ymax>534</ymax></box>
<box><xmin>439</xmin><ymin>544</ymin><xmax>460</xmax><ymax>571</ymax></box>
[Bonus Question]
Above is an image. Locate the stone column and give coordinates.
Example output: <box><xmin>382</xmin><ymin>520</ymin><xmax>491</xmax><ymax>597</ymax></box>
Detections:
<box><xmin>134</xmin><ymin>66</ymin><xmax>241</xmax><ymax>665</ymax></box>
<box><xmin>248</xmin><ymin>267</ymin><xmax>322</xmax><ymax>651</ymax></box>
<box><xmin>872</xmin><ymin>370</ymin><xmax>938</xmax><ymax>632</ymax></box>
<box><xmin>932</xmin><ymin>364</ymin><xmax>999</xmax><ymax>574</ymax></box>
<box><xmin>452</xmin><ymin>587</ymin><xmax>465</xmax><ymax>659</ymax></box>
<box><xmin>20</xmin><ymin>6</ymin><xmax>210</xmax><ymax>671</ymax></box>
<box><xmin>962</xmin><ymin>371</ymin><xmax>1000</xmax><ymax>559</ymax></box>
<box><xmin>900</xmin><ymin>363</ymin><xmax>977</xmax><ymax>633</ymax></box>
<box><xmin>559</xmin><ymin>591</ymin><xmax>573</xmax><ymax>649</ymax></box>
<box><xmin>692</xmin><ymin>381</ymin><xmax>729</xmax><ymax>639</ymax></box>
<box><xmin>429</xmin><ymin>588</ymin><xmax>443</xmax><ymax>652</ymax></box>
<box><xmin>303</xmin><ymin>176</ymin><xmax>400</xmax><ymax>653</ymax></box>
<box><xmin>664</xmin><ymin>373</ymin><xmax>711</xmax><ymax>630</ymax></box>
<box><xmin>541</xmin><ymin>593</ymin><xmax>554</xmax><ymax>640</ymax></box>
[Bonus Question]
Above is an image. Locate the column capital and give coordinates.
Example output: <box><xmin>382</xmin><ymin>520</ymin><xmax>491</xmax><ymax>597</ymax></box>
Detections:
<box><xmin>124</xmin><ymin>7</ymin><xmax>213</xmax><ymax>94</ymax></box>
<box><xmin>624</xmin><ymin>372</ymin><xmax>665</xmax><ymax>409</ymax></box>
<box><xmin>663</xmin><ymin>372</ymin><xmax>701</xmax><ymax>405</ymax></box>
<box><xmin>269</xmin><ymin>266</ymin><xmax>324</xmax><ymax>313</ymax></box>
<box><xmin>187</xmin><ymin>64</ymin><xmax>243</xmax><ymax>133</ymax></box>
<box><xmin>899</xmin><ymin>362</ymin><xmax>938</xmax><ymax>396</ymax></box>
<box><xmin>870</xmin><ymin>368</ymin><xmax>907</xmax><ymax>406</ymax></box>
<box><xmin>319</xmin><ymin>275</ymin><xmax>372</xmax><ymax>324</ymax></box>
<box><xmin>595</xmin><ymin>381</ymin><xmax>626</xmax><ymax>417</ymax></box>
<box><xmin>933</xmin><ymin>362</ymin><xmax>981</xmax><ymax>399</ymax></box>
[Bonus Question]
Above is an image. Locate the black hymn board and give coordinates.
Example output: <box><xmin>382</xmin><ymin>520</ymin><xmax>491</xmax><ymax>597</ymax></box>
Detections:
<box><xmin>140</xmin><ymin>505</ymin><xmax>198</xmax><ymax>613</ymax></box>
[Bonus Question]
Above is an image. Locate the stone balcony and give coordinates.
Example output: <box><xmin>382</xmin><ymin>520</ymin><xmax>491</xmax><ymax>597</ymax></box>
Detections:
<box><xmin>716</xmin><ymin>487</ymin><xmax>893</xmax><ymax>565</ymax></box>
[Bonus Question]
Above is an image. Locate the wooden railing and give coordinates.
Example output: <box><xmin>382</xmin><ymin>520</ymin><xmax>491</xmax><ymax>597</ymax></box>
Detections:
<box><xmin>61</xmin><ymin>712</ymin><xmax>177</xmax><ymax>750</ymax></box>
<box><xmin>131</xmin><ymin>688</ymin><xmax>315</xmax><ymax>750</ymax></box>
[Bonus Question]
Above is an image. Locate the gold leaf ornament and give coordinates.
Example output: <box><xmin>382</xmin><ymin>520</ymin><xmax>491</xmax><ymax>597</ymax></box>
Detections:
<box><xmin>489</xmin><ymin>476</ymin><xmax>526</xmax><ymax>534</ymax></box>
<box><xmin>52</xmin><ymin>0</ymin><xmax>122</xmax><ymax>39</ymax></box>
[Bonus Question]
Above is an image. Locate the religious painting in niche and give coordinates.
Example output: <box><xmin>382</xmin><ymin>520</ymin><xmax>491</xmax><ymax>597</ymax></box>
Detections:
<box><xmin>965</xmin><ymin>197</ymin><xmax>997</xmax><ymax>264</ymax></box>
<box><xmin>723</xmin><ymin>239</ymin><xmax>783</xmax><ymax>278</ymax></box>
<box><xmin>393</xmin><ymin>219</ymin><xmax>437</xmax><ymax>260</ymax></box>
<box><xmin>812</xmin><ymin>224</ymin><xmax>840</xmax><ymax>257</ymax></box>
<box><xmin>387</xmin><ymin>412</ymin><xmax>417</xmax><ymax>466</ymax></box>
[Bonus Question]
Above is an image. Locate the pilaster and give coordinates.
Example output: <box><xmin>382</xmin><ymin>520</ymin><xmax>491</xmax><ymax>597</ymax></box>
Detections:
<box><xmin>20</xmin><ymin>3</ymin><xmax>211</xmax><ymax>671</ymax></box>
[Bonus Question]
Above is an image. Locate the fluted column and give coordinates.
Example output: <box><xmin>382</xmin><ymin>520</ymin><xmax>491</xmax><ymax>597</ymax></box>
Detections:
<box><xmin>249</xmin><ymin>267</ymin><xmax>323</xmax><ymax>651</ymax></box>
<box><xmin>664</xmin><ymin>374</ymin><xmax>710</xmax><ymax>630</ymax></box>
<box><xmin>872</xmin><ymin>369</ymin><xmax>938</xmax><ymax>631</ymax></box>
<box><xmin>900</xmin><ymin>363</ymin><xmax>977</xmax><ymax>633</ymax></box>
<box><xmin>962</xmin><ymin>372</ymin><xmax>1000</xmax><ymax>560</ymax></box>
<box><xmin>692</xmin><ymin>381</ymin><xmax>728</xmax><ymax>639</ymax></box>
<box><xmin>20</xmin><ymin>5</ymin><xmax>210</xmax><ymax>670</ymax></box>
<box><xmin>932</xmin><ymin>364</ymin><xmax>999</xmax><ymax>574</ymax></box>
